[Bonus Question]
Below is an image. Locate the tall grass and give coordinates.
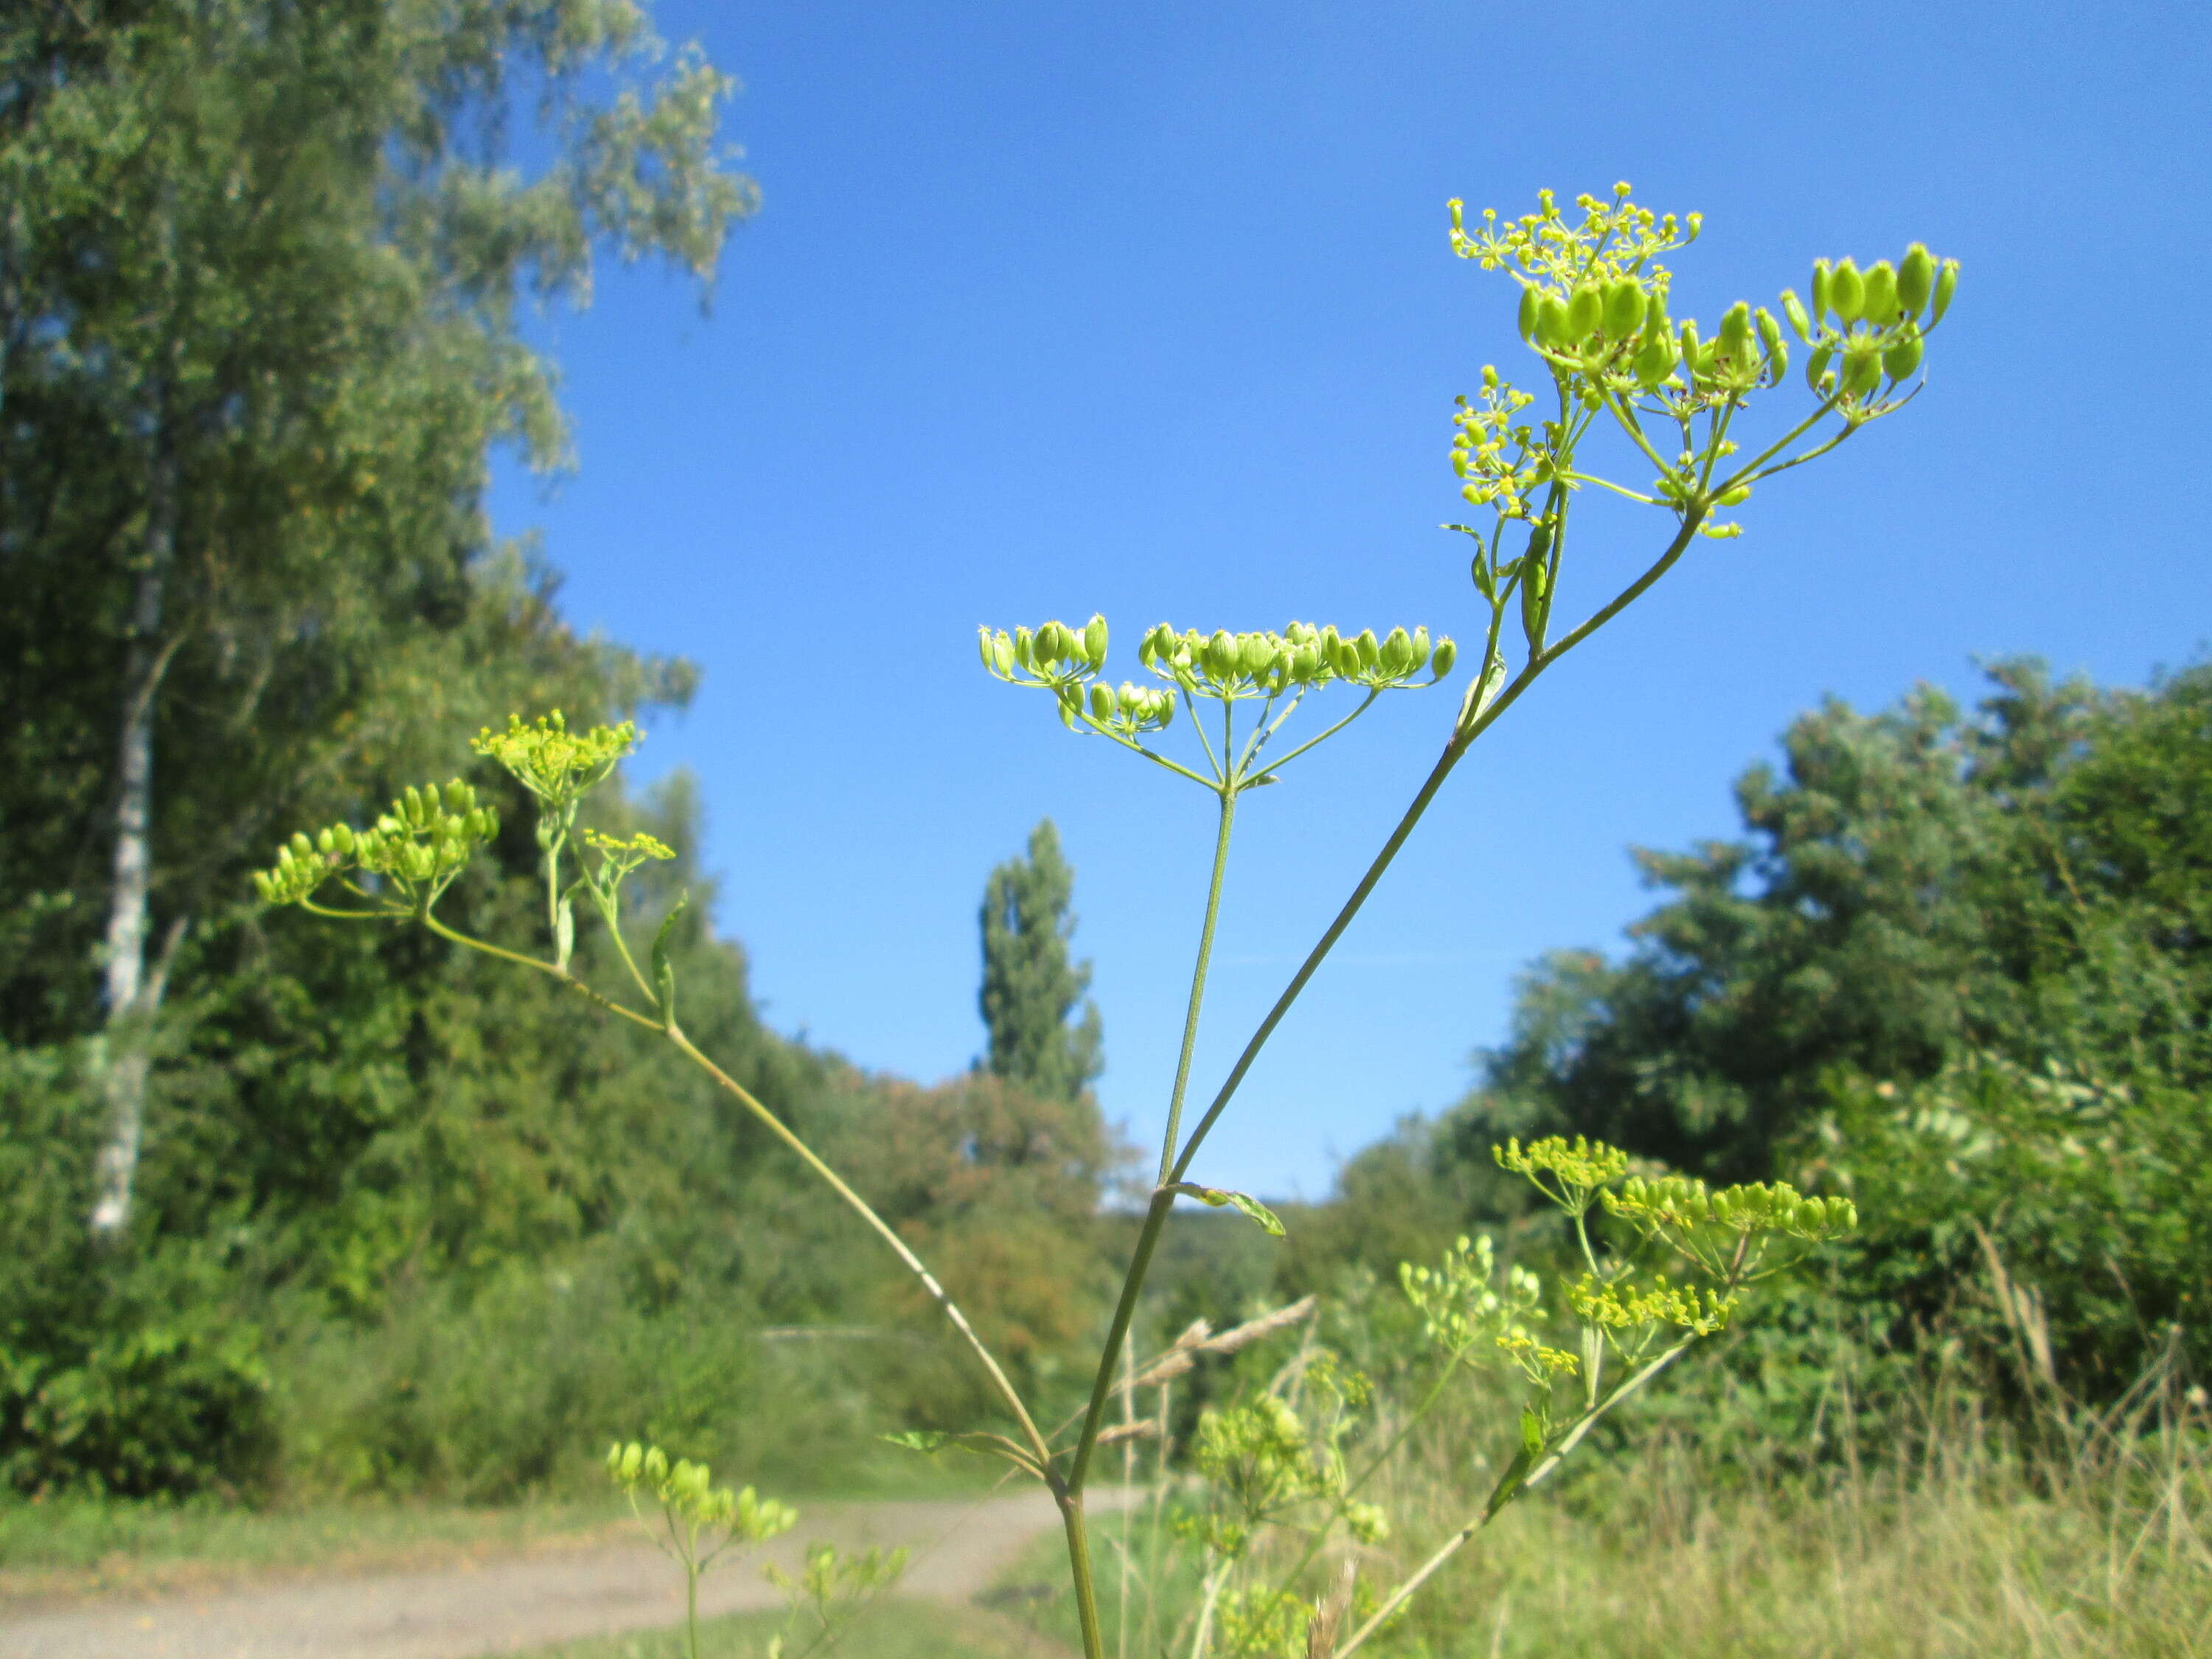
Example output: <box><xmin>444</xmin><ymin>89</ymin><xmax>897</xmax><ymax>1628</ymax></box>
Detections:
<box><xmin>1009</xmin><ymin>1352</ymin><xmax>2211</xmax><ymax>1658</ymax></box>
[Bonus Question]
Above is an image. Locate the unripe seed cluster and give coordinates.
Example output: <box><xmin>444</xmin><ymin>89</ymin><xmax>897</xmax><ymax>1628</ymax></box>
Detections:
<box><xmin>252</xmin><ymin>778</ymin><xmax>498</xmax><ymax>907</ymax></box>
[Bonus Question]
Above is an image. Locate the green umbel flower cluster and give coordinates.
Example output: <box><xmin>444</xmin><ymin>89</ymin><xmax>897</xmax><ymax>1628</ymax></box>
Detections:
<box><xmin>251</xmin><ymin>779</ymin><xmax>498</xmax><ymax>914</ymax></box>
<box><xmin>606</xmin><ymin>1441</ymin><xmax>796</xmax><ymax>1543</ymax></box>
<box><xmin>1604</xmin><ymin>1172</ymin><xmax>1859</xmax><ymax>1280</ymax></box>
<box><xmin>472</xmin><ymin>711</ymin><xmax>638</xmax><ymax>815</ymax></box>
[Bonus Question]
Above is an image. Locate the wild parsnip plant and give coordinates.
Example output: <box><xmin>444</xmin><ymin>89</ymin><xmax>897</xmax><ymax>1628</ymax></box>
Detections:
<box><xmin>254</xmin><ymin>184</ymin><xmax>1955</xmax><ymax>1658</ymax></box>
<box><xmin>605</xmin><ymin>1440</ymin><xmax>906</xmax><ymax>1659</ymax></box>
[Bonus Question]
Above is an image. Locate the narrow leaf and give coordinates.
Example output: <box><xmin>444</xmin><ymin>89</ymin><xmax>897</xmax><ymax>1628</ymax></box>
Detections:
<box><xmin>652</xmin><ymin>891</ymin><xmax>689</xmax><ymax>1029</ymax></box>
<box><xmin>1166</xmin><ymin>1183</ymin><xmax>1286</xmax><ymax>1238</ymax></box>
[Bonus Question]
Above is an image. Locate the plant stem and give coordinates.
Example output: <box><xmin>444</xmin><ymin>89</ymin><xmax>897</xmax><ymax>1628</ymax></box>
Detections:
<box><xmin>1160</xmin><ymin>787</ymin><xmax>1238</xmax><ymax>1182</ymax></box>
<box><xmin>1060</xmin><ymin>1486</ymin><xmax>1108</xmax><ymax>1659</ymax></box>
<box><xmin>664</xmin><ymin>1028</ymin><xmax>1053</xmax><ymax>1473</ymax></box>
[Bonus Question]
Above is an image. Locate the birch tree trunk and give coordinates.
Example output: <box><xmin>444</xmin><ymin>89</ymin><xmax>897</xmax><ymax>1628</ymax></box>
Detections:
<box><xmin>88</xmin><ymin>409</ymin><xmax>180</xmax><ymax>1241</ymax></box>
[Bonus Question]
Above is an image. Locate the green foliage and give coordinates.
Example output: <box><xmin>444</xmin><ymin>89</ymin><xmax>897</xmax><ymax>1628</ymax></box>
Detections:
<box><xmin>978</xmin><ymin>820</ymin><xmax>1105</xmax><ymax>1105</ymax></box>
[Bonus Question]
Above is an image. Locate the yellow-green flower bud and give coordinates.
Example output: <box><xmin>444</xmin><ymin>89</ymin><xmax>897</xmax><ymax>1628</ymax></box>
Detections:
<box><xmin>252</xmin><ymin>871</ymin><xmax>274</xmax><ymax>901</ymax></box>
<box><xmin>1827</xmin><ymin>258</ymin><xmax>1864</xmax><ymax>323</ymax></box>
<box><xmin>1430</xmin><ymin>637</ymin><xmax>1457</xmax><ymax>678</ymax></box>
<box><xmin>1012</xmin><ymin>626</ymin><xmax>1035</xmax><ymax>669</ymax></box>
<box><xmin>1332</xmin><ymin>636</ymin><xmax>1362</xmax><ymax>677</ymax></box>
<box><xmin>1932</xmin><ymin>260</ymin><xmax>1958</xmax><ymax>323</ymax></box>
<box><xmin>444</xmin><ymin>779</ymin><xmax>471</xmax><ymax>813</ymax></box>
<box><xmin>403</xmin><ymin>786</ymin><xmax>424</xmax><ymax>824</ymax></box>
<box><xmin>1898</xmin><ymin>243</ymin><xmax>1935</xmax><ymax>314</ymax></box>
<box><xmin>1779</xmin><ymin>289</ymin><xmax>1812</xmax><ymax>341</ymax></box>
<box><xmin>1409</xmin><ymin>626</ymin><xmax>1431</xmax><ymax>664</ymax></box>
<box><xmin>1381</xmin><ymin>626</ymin><xmax>1413</xmax><ymax>675</ymax></box>
<box><xmin>1756</xmin><ymin>308</ymin><xmax>1787</xmax><ymax>382</ymax></box>
<box><xmin>1354</xmin><ymin>629</ymin><xmax>1381</xmax><ymax>672</ymax></box>
<box><xmin>1239</xmin><ymin>632</ymin><xmax>1273</xmax><ymax>677</ymax></box>
<box><xmin>1678</xmin><ymin>319</ymin><xmax>1701</xmax><ymax>364</ymax></box>
<box><xmin>1089</xmin><ymin>681</ymin><xmax>1115</xmax><ymax>720</ymax></box>
<box><xmin>332</xmin><ymin>823</ymin><xmax>356</xmax><ymax>856</ymax></box>
<box><xmin>1841</xmin><ymin>341</ymin><xmax>1881</xmax><ymax>396</ymax></box>
<box><xmin>1536</xmin><ymin>296</ymin><xmax>1571</xmax><ymax>348</ymax></box>
<box><xmin>1718</xmin><ymin>302</ymin><xmax>1752</xmax><ymax>357</ymax></box>
<box><xmin>1566</xmin><ymin>285</ymin><xmax>1603</xmax><ymax>342</ymax></box>
<box><xmin>316</xmin><ymin>828</ymin><xmax>336</xmax><ymax>855</ymax></box>
<box><xmin>1805</xmin><ymin>343</ymin><xmax>1834</xmax><ymax>392</ymax></box>
<box><xmin>993</xmin><ymin>630</ymin><xmax>1015</xmax><ymax>674</ymax></box>
<box><xmin>1810</xmin><ymin>260</ymin><xmax>1831</xmax><ymax>322</ymax></box>
<box><xmin>1603</xmin><ymin>278</ymin><xmax>1645</xmax><ymax>338</ymax></box>
<box><xmin>1860</xmin><ymin>260</ymin><xmax>1898</xmax><ymax>324</ymax></box>
<box><xmin>1206</xmin><ymin>630</ymin><xmax>1238</xmax><ymax>679</ymax></box>
<box><xmin>1716</xmin><ymin>482</ymin><xmax>1752</xmax><ymax>506</ymax></box>
<box><xmin>1632</xmin><ymin>333</ymin><xmax>1676</xmax><ymax>389</ymax></box>
<box><xmin>1517</xmin><ymin>285</ymin><xmax>1540</xmax><ymax>342</ymax></box>
<box><xmin>1293</xmin><ymin>642</ymin><xmax>1322</xmax><ymax>681</ymax></box>
<box><xmin>291</xmin><ymin>831</ymin><xmax>314</xmax><ymax>860</ymax></box>
<box><xmin>976</xmin><ymin>627</ymin><xmax>995</xmax><ymax>670</ymax></box>
<box><xmin>1882</xmin><ymin>333</ymin><xmax>1924</xmax><ymax>380</ymax></box>
<box><xmin>1082</xmin><ymin>613</ymin><xmax>1108</xmax><ymax>665</ymax></box>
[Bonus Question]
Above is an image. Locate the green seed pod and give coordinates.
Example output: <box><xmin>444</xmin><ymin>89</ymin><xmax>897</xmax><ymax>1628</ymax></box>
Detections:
<box><xmin>1239</xmin><ymin>632</ymin><xmax>1273</xmax><ymax>677</ymax></box>
<box><xmin>1756</xmin><ymin>308</ymin><xmax>1787</xmax><ymax>383</ymax></box>
<box><xmin>1632</xmin><ymin>332</ymin><xmax>1677</xmax><ymax>389</ymax></box>
<box><xmin>1536</xmin><ymin>296</ymin><xmax>1571</xmax><ymax>348</ymax></box>
<box><xmin>1089</xmin><ymin>681</ymin><xmax>1115</xmax><ymax>720</ymax></box>
<box><xmin>332</xmin><ymin>822</ymin><xmax>356</xmax><ymax>856</ymax></box>
<box><xmin>1566</xmin><ymin>284</ymin><xmax>1603</xmax><ymax>342</ymax></box>
<box><xmin>290</xmin><ymin>831</ymin><xmax>313</xmax><ymax>860</ymax></box>
<box><xmin>1293</xmin><ymin>642</ymin><xmax>1323</xmax><ymax>681</ymax></box>
<box><xmin>1409</xmin><ymin>626</ymin><xmax>1431</xmax><ymax>665</ymax></box>
<box><xmin>1717</xmin><ymin>302</ymin><xmax>1752</xmax><ymax>356</ymax></box>
<box><xmin>1206</xmin><ymin>630</ymin><xmax>1238</xmax><ymax>679</ymax></box>
<box><xmin>1517</xmin><ymin>284</ymin><xmax>1541</xmax><ymax>342</ymax></box>
<box><xmin>1882</xmin><ymin>333</ymin><xmax>1924</xmax><ymax>380</ymax></box>
<box><xmin>1678</xmin><ymin>318</ymin><xmax>1701</xmax><ymax>366</ymax></box>
<box><xmin>1430</xmin><ymin>637</ymin><xmax>1458</xmax><ymax>678</ymax></box>
<box><xmin>445</xmin><ymin>779</ymin><xmax>470</xmax><ymax>813</ymax></box>
<box><xmin>1381</xmin><ymin>626</ymin><xmax>1413</xmax><ymax>675</ymax></box>
<box><xmin>1012</xmin><ymin>626</ymin><xmax>1035</xmax><ymax>669</ymax></box>
<box><xmin>316</xmin><ymin>827</ymin><xmax>336</xmax><ymax>855</ymax></box>
<box><xmin>1603</xmin><ymin>278</ymin><xmax>1646</xmax><ymax>338</ymax></box>
<box><xmin>1827</xmin><ymin>258</ymin><xmax>1864</xmax><ymax>323</ymax></box>
<box><xmin>403</xmin><ymin>785</ymin><xmax>424</xmax><ymax>825</ymax></box>
<box><xmin>1932</xmin><ymin>260</ymin><xmax>1958</xmax><ymax>323</ymax></box>
<box><xmin>1083</xmin><ymin>613</ymin><xmax>1109</xmax><ymax>665</ymax></box>
<box><xmin>976</xmin><ymin>627</ymin><xmax>995</xmax><ymax>670</ymax></box>
<box><xmin>1805</xmin><ymin>343</ymin><xmax>1834</xmax><ymax>392</ymax></box>
<box><xmin>1779</xmin><ymin>289</ymin><xmax>1812</xmax><ymax>341</ymax></box>
<box><xmin>252</xmin><ymin>871</ymin><xmax>274</xmax><ymax>901</ymax></box>
<box><xmin>1860</xmin><ymin>260</ymin><xmax>1899</xmax><ymax>324</ymax></box>
<box><xmin>1810</xmin><ymin>260</ymin><xmax>1831</xmax><ymax>322</ymax></box>
<box><xmin>1155</xmin><ymin>691</ymin><xmax>1175</xmax><ymax>728</ymax></box>
<box><xmin>1898</xmin><ymin>244</ymin><xmax>1935</xmax><ymax>314</ymax></box>
<box><xmin>1841</xmin><ymin>342</ymin><xmax>1881</xmax><ymax>396</ymax></box>
<box><xmin>993</xmin><ymin>631</ymin><xmax>1015</xmax><ymax>674</ymax></box>
<box><xmin>1716</xmin><ymin>482</ymin><xmax>1752</xmax><ymax>507</ymax></box>
<box><xmin>1332</xmin><ymin>636</ymin><xmax>1363</xmax><ymax>677</ymax></box>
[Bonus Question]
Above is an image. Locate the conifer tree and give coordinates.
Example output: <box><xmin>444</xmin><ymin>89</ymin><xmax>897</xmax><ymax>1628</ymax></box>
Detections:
<box><xmin>978</xmin><ymin>820</ymin><xmax>1104</xmax><ymax>1104</ymax></box>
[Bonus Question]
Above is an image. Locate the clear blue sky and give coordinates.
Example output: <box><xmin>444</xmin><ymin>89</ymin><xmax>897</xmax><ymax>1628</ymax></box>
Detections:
<box><xmin>490</xmin><ymin>0</ymin><xmax>2208</xmax><ymax>1201</ymax></box>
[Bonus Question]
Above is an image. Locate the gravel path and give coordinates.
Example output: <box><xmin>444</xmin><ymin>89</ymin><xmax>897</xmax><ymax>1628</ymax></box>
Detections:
<box><xmin>1</xmin><ymin>1490</ymin><xmax>1106</xmax><ymax>1658</ymax></box>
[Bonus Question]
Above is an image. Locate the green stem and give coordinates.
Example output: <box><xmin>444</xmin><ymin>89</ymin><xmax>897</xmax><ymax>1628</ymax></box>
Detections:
<box><xmin>1060</xmin><ymin>1489</ymin><xmax>1107</xmax><ymax>1659</ymax></box>
<box><xmin>1161</xmin><ymin>787</ymin><xmax>1238</xmax><ymax>1181</ymax></box>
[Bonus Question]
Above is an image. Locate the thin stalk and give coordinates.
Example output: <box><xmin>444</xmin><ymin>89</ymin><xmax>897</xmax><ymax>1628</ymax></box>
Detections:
<box><xmin>1161</xmin><ymin>787</ymin><xmax>1239</xmax><ymax>1180</ymax></box>
<box><xmin>666</xmin><ymin>1026</ymin><xmax>1051</xmax><ymax>1473</ymax></box>
<box><xmin>1332</xmin><ymin>1340</ymin><xmax>1694</xmax><ymax>1659</ymax></box>
<box><xmin>1060</xmin><ymin>1489</ymin><xmax>1108</xmax><ymax>1659</ymax></box>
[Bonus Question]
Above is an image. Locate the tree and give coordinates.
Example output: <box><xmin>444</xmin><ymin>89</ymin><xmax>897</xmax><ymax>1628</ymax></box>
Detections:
<box><xmin>978</xmin><ymin>820</ymin><xmax>1105</xmax><ymax>1104</ymax></box>
<box><xmin>0</xmin><ymin>0</ymin><xmax>755</xmax><ymax>1238</ymax></box>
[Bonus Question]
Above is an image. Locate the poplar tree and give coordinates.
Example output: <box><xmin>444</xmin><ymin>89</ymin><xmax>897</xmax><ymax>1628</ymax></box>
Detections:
<box><xmin>979</xmin><ymin>820</ymin><xmax>1105</xmax><ymax>1104</ymax></box>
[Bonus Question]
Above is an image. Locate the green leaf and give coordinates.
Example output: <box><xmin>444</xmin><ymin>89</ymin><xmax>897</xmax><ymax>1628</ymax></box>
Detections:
<box><xmin>652</xmin><ymin>891</ymin><xmax>689</xmax><ymax>1029</ymax></box>
<box><xmin>1166</xmin><ymin>1183</ymin><xmax>1286</xmax><ymax>1238</ymax></box>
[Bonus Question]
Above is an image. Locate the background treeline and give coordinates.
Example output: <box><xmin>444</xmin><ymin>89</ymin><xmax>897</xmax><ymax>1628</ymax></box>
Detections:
<box><xmin>0</xmin><ymin>0</ymin><xmax>1115</xmax><ymax>1503</ymax></box>
<box><xmin>1277</xmin><ymin>656</ymin><xmax>2210</xmax><ymax>1433</ymax></box>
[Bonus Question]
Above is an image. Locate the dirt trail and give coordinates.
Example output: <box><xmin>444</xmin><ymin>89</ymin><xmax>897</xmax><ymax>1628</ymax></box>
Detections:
<box><xmin>1</xmin><ymin>1490</ymin><xmax>1107</xmax><ymax>1658</ymax></box>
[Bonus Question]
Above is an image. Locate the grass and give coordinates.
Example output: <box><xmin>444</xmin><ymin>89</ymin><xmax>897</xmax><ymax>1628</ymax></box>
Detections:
<box><xmin>512</xmin><ymin>1599</ymin><xmax>1066</xmax><ymax>1658</ymax></box>
<box><xmin>1000</xmin><ymin>1382</ymin><xmax>2212</xmax><ymax>1658</ymax></box>
<box><xmin>0</xmin><ymin>1493</ymin><xmax>630</xmax><ymax>1604</ymax></box>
